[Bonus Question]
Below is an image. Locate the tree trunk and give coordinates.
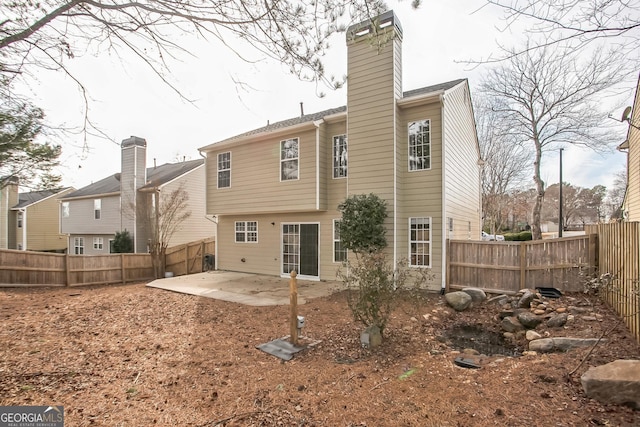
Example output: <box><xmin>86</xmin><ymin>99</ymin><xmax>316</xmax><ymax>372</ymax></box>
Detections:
<box><xmin>531</xmin><ymin>140</ymin><xmax>544</xmax><ymax>240</ymax></box>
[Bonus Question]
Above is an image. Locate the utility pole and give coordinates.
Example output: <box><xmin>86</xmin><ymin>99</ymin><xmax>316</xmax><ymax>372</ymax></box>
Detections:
<box><xmin>559</xmin><ymin>148</ymin><xmax>563</xmax><ymax>238</ymax></box>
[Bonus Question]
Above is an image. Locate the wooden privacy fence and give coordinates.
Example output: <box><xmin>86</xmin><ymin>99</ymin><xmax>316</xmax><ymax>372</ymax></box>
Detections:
<box><xmin>0</xmin><ymin>251</ymin><xmax>154</xmax><ymax>286</ymax></box>
<box><xmin>447</xmin><ymin>235</ymin><xmax>597</xmax><ymax>294</ymax></box>
<box><xmin>165</xmin><ymin>238</ymin><xmax>215</xmax><ymax>276</ymax></box>
<box><xmin>0</xmin><ymin>237</ymin><xmax>215</xmax><ymax>287</ymax></box>
<box><xmin>585</xmin><ymin>223</ymin><xmax>640</xmax><ymax>343</ymax></box>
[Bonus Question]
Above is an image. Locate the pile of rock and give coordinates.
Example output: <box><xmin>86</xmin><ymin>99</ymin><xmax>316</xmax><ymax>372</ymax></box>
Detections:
<box><xmin>444</xmin><ymin>288</ymin><xmax>604</xmax><ymax>353</ymax></box>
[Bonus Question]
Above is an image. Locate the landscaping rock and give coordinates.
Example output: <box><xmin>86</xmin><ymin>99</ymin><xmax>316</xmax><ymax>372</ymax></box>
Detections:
<box><xmin>360</xmin><ymin>325</ymin><xmax>382</xmax><ymax>349</ymax></box>
<box><xmin>581</xmin><ymin>360</ymin><xmax>640</xmax><ymax>409</ymax></box>
<box><xmin>547</xmin><ymin>313</ymin><xmax>569</xmax><ymax>328</ymax></box>
<box><xmin>517</xmin><ymin>290</ymin><xmax>536</xmax><ymax>308</ymax></box>
<box><xmin>462</xmin><ymin>288</ymin><xmax>487</xmax><ymax>303</ymax></box>
<box><xmin>526</xmin><ymin>330</ymin><xmax>542</xmax><ymax>341</ymax></box>
<box><xmin>501</xmin><ymin>316</ymin><xmax>524</xmax><ymax>333</ymax></box>
<box><xmin>445</xmin><ymin>291</ymin><xmax>472</xmax><ymax>311</ymax></box>
<box><xmin>529</xmin><ymin>337</ymin><xmax>604</xmax><ymax>353</ymax></box>
<box><xmin>487</xmin><ymin>294</ymin><xmax>509</xmax><ymax>305</ymax></box>
<box><xmin>517</xmin><ymin>311</ymin><xmax>543</xmax><ymax>329</ymax></box>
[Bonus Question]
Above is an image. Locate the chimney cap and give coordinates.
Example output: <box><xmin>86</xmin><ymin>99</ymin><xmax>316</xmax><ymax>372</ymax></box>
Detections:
<box><xmin>347</xmin><ymin>10</ymin><xmax>402</xmax><ymax>41</ymax></box>
<box><xmin>121</xmin><ymin>136</ymin><xmax>147</xmax><ymax>148</ymax></box>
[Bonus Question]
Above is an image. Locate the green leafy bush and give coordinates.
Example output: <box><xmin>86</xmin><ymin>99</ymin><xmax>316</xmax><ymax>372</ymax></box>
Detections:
<box><xmin>504</xmin><ymin>231</ymin><xmax>532</xmax><ymax>241</ymax></box>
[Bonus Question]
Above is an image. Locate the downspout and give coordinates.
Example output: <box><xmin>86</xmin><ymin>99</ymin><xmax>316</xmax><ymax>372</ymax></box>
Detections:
<box><xmin>393</xmin><ymin>97</ymin><xmax>398</xmax><ymax>270</ymax></box>
<box><xmin>20</xmin><ymin>208</ymin><xmax>27</xmax><ymax>250</ymax></box>
<box><xmin>133</xmin><ymin>146</ymin><xmax>138</xmax><ymax>253</ymax></box>
<box><xmin>315</xmin><ymin>121</ymin><xmax>321</xmax><ymax>210</ymax></box>
<box><xmin>440</xmin><ymin>93</ymin><xmax>447</xmax><ymax>293</ymax></box>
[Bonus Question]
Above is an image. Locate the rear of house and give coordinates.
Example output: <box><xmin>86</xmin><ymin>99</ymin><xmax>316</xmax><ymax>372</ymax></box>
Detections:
<box><xmin>200</xmin><ymin>11</ymin><xmax>481</xmax><ymax>290</ymax></box>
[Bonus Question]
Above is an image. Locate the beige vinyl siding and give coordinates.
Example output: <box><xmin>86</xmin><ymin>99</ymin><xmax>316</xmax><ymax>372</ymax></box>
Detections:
<box><xmin>120</xmin><ymin>144</ymin><xmax>146</xmax><ymax>240</ymax></box>
<box><xmin>160</xmin><ymin>165</ymin><xmax>215</xmax><ymax>246</ymax></box>
<box><xmin>0</xmin><ymin>183</ymin><xmax>18</xmax><ymax>249</ymax></box>
<box><xmin>397</xmin><ymin>103</ymin><xmax>444</xmax><ymax>290</ymax></box>
<box><xmin>20</xmin><ymin>188</ymin><xmax>74</xmax><ymax>251</ymax></box>
<box><xmin>68</xmin><ymin>234</ymin><xmax>113</xmax><ymax>255</ymax></box>
<box><xmin>61</xmin><ymin>195</ymin><xmax>121</xmax><ymax>235</ymax></box>
<box><xmin>206</xmin><ymin>128</ymin><xmax>320</xmax><ymax>215</ymax></box>
<box><xmin>442</xmin><ymin>83</ymin><xmax>482</xmax><ymax>239</ymax></box>
<box><xmin>626</xmin><ymin>85</ymin><xmax>640</xmax><ymax>221</ymax></box>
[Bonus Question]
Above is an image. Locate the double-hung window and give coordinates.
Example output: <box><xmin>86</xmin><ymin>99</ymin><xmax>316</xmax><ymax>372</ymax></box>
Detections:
<box><xmin>408</xmin><ymin>119</ymin><xmax>431</xmax><ymax>171</ymax></box>
<box><xmin>93</xmin><ymin>237</ymin><xmax>104</xmax><ymax>250</ymax></box>
<box><xmin>333</xmin><ymin>135</ymin><xmax>347</xmax><ymax>178</ymax></box>
<box><xmin>218</xmin><ymin>152</ymin><xmax>231</xmax><ymax>188</ymax></box>
<box><xmin>17</xmin><ymin>211</ymin><xmax>23</xmax><ymax>228</ymax></box>
<box><xmin>94</xmin><ymin>199</ymin><xmax>101</xmax><ymax>220</ymax></box>
<box><xmin>62</xmin><ymin>202</ymin><xmax>70</xmax><ymax>218</ymax></box>
<box><xmin>74</xmin><ymin>237</ymin><xmax>85</xmax><ymax>255</ymax></box>
<box><xmin>333</xmin><ymin>220</ymin><xmax>347</xmax><ymax>262</ymax></box>
<box><xmin>280</xmin><ymin>138</ymin><xmax>299</xmax><ymax>181</ymax></box>
<box><xmin>235</xmin><ymin>221</ymin><xmax>258</xmax><ymax>243</ymax></box>
<box><xmin>409</xmin><ymin>217</ymin><xmax>431</xmax><ymax>267</ymax></box>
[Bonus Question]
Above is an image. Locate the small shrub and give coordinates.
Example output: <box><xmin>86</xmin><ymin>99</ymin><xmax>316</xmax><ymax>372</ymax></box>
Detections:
<box><xmin>504</xmin><ymin>231</ymin><xmax>532</xmax><ymax>241</ymax></box>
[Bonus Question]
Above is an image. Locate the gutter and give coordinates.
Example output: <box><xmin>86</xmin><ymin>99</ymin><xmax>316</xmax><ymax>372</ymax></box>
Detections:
<box><xmin>440</xmin><ymin>92</ymin><xmax>447</xmax><ymax>293</ymax></box>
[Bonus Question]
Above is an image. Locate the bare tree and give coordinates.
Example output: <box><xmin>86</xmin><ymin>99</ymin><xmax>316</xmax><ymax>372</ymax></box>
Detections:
<box><xmin>475</xmin><ymin>93</ymin><xmax>530</xmax><ymax>234</ymax></box>
<box><xmin>478</xmin><ymin>43</ymin><xmax>627</xmax><ymax>239</ymax></box>
<box><xmin>607</xmin><ymin>169</ymin><xmax>627</xmax><ymax>220</ymax></box>
<box><xmin>1</xmin><ymin>1</ymin><xmax>388</xmax><ymax>96</ymax></box>
<box><xmin>485</xmin><ymin>0</ymin><xmax>640</xmax><ymax>63</ymax></box>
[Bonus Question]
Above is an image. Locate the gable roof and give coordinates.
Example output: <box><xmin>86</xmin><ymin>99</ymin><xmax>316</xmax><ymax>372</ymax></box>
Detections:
<box><xmin>63</xmin><ymin>158</ymin><xmax>204</xmax><ymax>199</ymax></box>
<box><xmin>12</xmin><ymin>187</ymin><xmax>74</xmax><ymax>209</ymax></box>
<box><xmin>200</xmin><ymin>78</ymin><xmax>467</xmax><ymax>151</ymax></box>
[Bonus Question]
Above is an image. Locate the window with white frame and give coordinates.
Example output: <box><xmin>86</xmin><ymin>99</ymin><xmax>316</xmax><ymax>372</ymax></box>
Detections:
<box><xmin>94</xmin><ymin>199</ymin><xmax>101</xmax><ymax>220</ymax></box>
<box><xmin>333</xmin><ymin>220</ymin><xmax>347</xmax><ymax>262</ymax></box>
<box><xmin>74</xmin><ymin>237</ymin><xmax>84</xmax><ymax>255</ymax></box>
<box><xmin>62</xmin><ymin>202</ymin><xmax>69</xmax><ymax>218</ymax></box>
<box><xmin>17</xmin><ymin>211</ymin><xmax>23</xmax><ymax>228</ymax></box>
<box><xmin>235</xmin><ymin>221</ymin><xmax>258</xmax><ymax>243</ymax></box>
<box><xmin>408</xmin><ymin>119</ymin><xmax>431</xmax><ymax>171</ymax></box>
<box><xmin>409</xmin><ymin>217</ymin><xmax>431</xmax><ymax>267</ymax></box>
<box><xmin>217</xmin><ymin>152</ymin><xmax>231</xmax><ymax>188</ymax></box>
<box><xmin>333</xmin><ymin>135</ymin><xmax>347</xmax><ymax>178</ymax></box>
<box><xmin>93</xmin><ymin>237</ymin><xmax>104</xmax><ymax>250</ymax></box>
<box><xmin>280</xmin><ymin>138</ymin><xmax>299</xmax><ymax>181</ymax></box>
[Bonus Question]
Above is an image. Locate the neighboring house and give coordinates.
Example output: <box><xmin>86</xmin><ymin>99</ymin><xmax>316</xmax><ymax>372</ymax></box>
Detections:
<box><xmin>0</xmin><ymin>177</ymin><xmax>19</xmax><ymax>249</ymax></box>
<box><xmin>12</xmin><ymin>187</ymin><xmax>76</xmax><ymax>252</ymax></box>
<box><xmin>619</xmin><ymin>73</ymin><xmax>640</xmax><ymax>221</ymax></box>
<box><xmin>60</xmin><ymin>137</ymin><xmax>215</xmax><ymax>255</ymax></box>
<box><xmin>199</xmin><ymin>11</ymin><xmax>482</xmax><ymax>291</ymax></box>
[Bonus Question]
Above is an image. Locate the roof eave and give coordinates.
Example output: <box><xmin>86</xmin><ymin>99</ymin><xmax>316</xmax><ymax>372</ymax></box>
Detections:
<box><xmin>60</xmin><ymin>191</ymin><xmax>121</xmax><ymax>201</ymax></box>
<box><xmin>397</xmin><ymin>90</ymin><xmax>444</xmax><ymax>109</ymax></box>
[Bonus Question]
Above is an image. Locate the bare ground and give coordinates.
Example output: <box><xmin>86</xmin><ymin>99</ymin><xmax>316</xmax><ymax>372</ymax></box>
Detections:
<box><xmin>0</xmin><ymin>282</ymin><xmax>639</xmax><ymax>426</ymax></box>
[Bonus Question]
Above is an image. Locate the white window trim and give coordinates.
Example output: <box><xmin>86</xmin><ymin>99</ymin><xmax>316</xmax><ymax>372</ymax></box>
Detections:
<box><xmin>408</xmin><ymin>217</ymin><xmax>432</xmax><ymax>268</ymax></box>
<box><xmin>62</xmin><ymin>202</ymin><xmax>70</xmax><ymax>218</ymax></box>
<box><xmin>333</xmin><ymin>219</ymin><xmax>347</xmax><ymax>263</ymax></box>
<box><xmin>217</xmin><ymin>151</ymin><xmax>231</xmax><ymax>189</ymax></box>
<box><xmin>332</xmin><ymin>134</ymin><xmax>348</xmax><ymax>179</ymax></box>
<box><xmin>408</xmin><ymin>119</ymin><xmax>431</xmax><ymax>172</ymax></box>
<box><xmin>235</xmin><ymin>221</ymin><xmax>258</xmax><ymax>243</ymax></box>
<box><xmin>280</xmin><ymin>137</ymin><xmax>300</xmax><ymax>182</ymax></box>
<box><xmin>93</xmin><ymin>237</ymin><xmax>104</xmax><ymax>250</ymax></box>
<box><xmin>74</xmin><ymin>237</ymin><xmax>84</xmax><ymax>255</ymax></box>
<box><xmin>94</xmin><ymin>199</ymin><xmax>101</xmax><ymax>220</ymax></box>
<box><xmin>17</xmin><ymin>211</ymin><xmax>23</xmax><ymax>228</ymax></box>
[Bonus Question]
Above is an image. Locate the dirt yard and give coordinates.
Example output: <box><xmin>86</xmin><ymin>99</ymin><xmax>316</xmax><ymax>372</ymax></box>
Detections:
<box><xmin>1</xmin><ymin>281</ymin><xmax>639</xmax><ymax>426</ymax></box>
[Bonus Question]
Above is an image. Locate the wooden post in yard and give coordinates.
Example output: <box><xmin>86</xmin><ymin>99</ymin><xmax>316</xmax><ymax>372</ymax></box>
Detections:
<box><xmin>289</xmin><ymin>270</ymin><xmax>298</xmax><ymax>345</ymax></box>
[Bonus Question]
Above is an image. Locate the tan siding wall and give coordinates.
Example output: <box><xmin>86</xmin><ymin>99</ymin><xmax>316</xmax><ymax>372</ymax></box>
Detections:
<box><xmin>217</xmin><ymin>211</ymin><xmax>345</xmax><ymax>280</ymax></box>
<box><xmin>626</xmin><ymin>86</ymin><xmax>640</xmax><ymax>221</ymax></box>
<box><xmin>69</xmin><ymin>234</ymin><xmax>114</xmax><ymax>255</ymax></box>
<box><xmin>397</xmin><ymin>103</ymin><xmax>444</xmax><ymax>290</ymax></box>
<box><xmin>22</xmin><ymin>188</ymin><xmax>74</xmax><ymax>251</ymax></box>
<box><xmin>161</xmin><ymin>166</ymin><xmax>216</xmax><ymax>246</ymax></box>
<box><xmin>206</xmin><ymin>128</ymin><xmax>319</xmax><ymax>215</ymax></box>
<box><xmin>121</xmin><ymin>144</ymin><xmax>146</xmax><ymax>239</ymax></box>
<box><xmin>0</xmin><ymin>184</ymin><xmax>18</xmax><ymax>249</ymax></box>
<box><xmin>442</xmin><ymin>83</ymin><xmax>482</xmax><ymax>240</ymax></box>
<box><xmin>61</xmin><ymin>195</ymin><xmax>121</xmax><ymax>235</ymax></box>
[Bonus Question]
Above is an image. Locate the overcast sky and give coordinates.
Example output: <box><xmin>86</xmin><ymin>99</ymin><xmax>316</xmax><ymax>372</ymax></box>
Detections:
<box><xmin>25</xmin><ymin>0</ymin><xmax>632</xmax><ymax>192</ymax></box>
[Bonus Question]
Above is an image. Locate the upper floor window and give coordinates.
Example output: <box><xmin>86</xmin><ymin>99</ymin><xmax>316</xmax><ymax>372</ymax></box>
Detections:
<box><xmin>409</xmin><ymin>217</ymin><xmax>431</xmax><ymax>267</ymax></box>
<box><xmin>235</xmin><ymin>221</ymin><xmax>258</xmax><ymax>243</ymax></box>
<box><xmin>17</xmin><ymin>211</ymin><xmax>23</xmax><ymax>228</ymax></box>
<box><xmin>74</xmin><ymin>237</ymin><xmax>84</xmax><ymax>255</ymax></box>
<box><xmin>93</xmin><ymin>237</ymin><xmax>104</xmax><ymax>250</ymax></box>
<box><xmin>333</xmin><ymin>135</ymin><xmax>348</xmax><ymax>178</ymax></box>
<box><xmin>333</xmin><ymin>220</ymin><xmax>347</xmax><ymax>263</ymax></box>
<box><xmin>408</xmin><ymin>119</ymin><xmax>431</xmax><ymax>171</ymax></box>
<box><xmin>218</xmin><ymin>152</ymin><xmax>231</xmax><ymax>188</ymax></box>
<box><xmin>62</xmin><ymin>202</ymin><xmax>70</xmax><ymax>218</ymax></box>
<box><xmin>94</xmin><ymin>199</ymin><xmax>101</xmax><ymax>220</ymax></box>
<box><xmin>280</xmin><ymin>138</ymin><xmax>299</xmax><ymax>181</ymax></box>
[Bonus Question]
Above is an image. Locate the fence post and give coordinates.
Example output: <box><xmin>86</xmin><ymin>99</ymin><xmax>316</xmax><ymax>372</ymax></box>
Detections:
<box><xmin>184</xmin><ymin>244</ymin><xmax>189</xmax><ymax>275</ymax></box>
<box><xmin>121</xmin><ymin>253</ymin><xmax>126</xmax><ymax>284</ymax></box>
<box><xmin>289</xmin><ymin>270</ymin><xmax>298</xmax><ymax>345</ymax></box>
<box><xmin>519</xmin><ymin>241</ymin><xmax>526</xmax><ymax>289</ymax></box>
<box><xmin>65</xmin><ymin>254</ymin><xmax>70</xmax><ymax>286</ymax></box>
